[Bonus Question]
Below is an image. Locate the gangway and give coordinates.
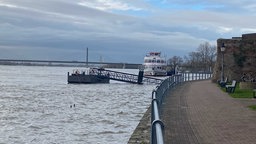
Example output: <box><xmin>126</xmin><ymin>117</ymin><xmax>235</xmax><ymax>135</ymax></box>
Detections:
<box><xmin>88</xmin><ymin>68</ymin><xmax>163</xmax><ymax>84</ymax></box>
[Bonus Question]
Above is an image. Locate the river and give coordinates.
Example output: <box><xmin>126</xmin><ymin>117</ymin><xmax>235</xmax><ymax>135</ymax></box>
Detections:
<box><xmin>0</xmin><ymin>65</ymin><xmax>156</xmax><ymax>144</ymax></box>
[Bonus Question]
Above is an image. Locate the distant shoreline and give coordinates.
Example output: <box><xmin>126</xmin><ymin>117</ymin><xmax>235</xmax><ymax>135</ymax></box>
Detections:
<box><xmin>0</xmin><ymin>59</ymin><xmax>141</xmax><ymax>69</ymax></box>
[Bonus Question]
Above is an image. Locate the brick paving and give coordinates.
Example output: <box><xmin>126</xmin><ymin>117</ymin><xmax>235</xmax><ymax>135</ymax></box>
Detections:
<box><xmin>162</xmin><ymin>80</ymin><xmax>256</xmax><ymax>144</ymax></box>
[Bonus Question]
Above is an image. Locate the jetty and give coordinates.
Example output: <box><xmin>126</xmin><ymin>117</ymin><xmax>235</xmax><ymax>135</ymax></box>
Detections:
<box><xmin>67</xmin><ymin>68</ymin><xmax>163</xmax><ymax>84</ymax></box>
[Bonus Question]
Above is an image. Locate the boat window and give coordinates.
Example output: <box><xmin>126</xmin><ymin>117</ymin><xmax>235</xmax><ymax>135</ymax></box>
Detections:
<box><xmin>152</xmin><ymin>60</ymin><xmax>156</xmax><ymax>63</ymax></box>
<box><xmin>149</xmin><ymin>60</ymin><xmax>152</xmax><ymax>63</ymax></box>
<box><xmin>157</xmin><ymin>60</ymin><xmax>160</xmax><ymax>63</ymax></box>
<box><xmin>161</xmin><ymin>60</ymin><xmax>165</xmax><ymax>63</ymax></box>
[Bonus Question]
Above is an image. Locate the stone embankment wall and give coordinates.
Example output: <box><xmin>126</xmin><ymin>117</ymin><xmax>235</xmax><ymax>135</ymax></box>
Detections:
<box><xmin>212</xmin><ymin>33</ymin><xmax>256</xmax><ymax>82</ymax></box>
<box><xmin>128</xmin><ymin>107</ymin><xmax>151</xmax><ymax>144</ymax></box>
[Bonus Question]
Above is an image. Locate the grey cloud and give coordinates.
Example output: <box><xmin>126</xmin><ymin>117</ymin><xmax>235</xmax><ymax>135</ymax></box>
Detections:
<box><xmin>1</xmin><ymin>0</ymin><xmax>256</xmax><ymax>63</ymax></box>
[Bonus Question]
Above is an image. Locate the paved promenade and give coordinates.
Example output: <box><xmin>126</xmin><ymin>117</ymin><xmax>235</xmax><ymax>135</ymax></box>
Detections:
<box><xmin>162</xmin><ymin>80</ymin><xmax>256</xmax><ymax>144</ymax></box>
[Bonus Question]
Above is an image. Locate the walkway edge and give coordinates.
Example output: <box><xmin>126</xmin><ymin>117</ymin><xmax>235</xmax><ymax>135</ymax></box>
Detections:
<box><xmin>127</xmin><ymin>106</ymin><xmax>151</xmax><ymax>144</ymax></box>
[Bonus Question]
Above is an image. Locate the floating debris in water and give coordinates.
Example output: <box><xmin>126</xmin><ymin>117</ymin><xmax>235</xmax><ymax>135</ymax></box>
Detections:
<box><xmin>70</xmin><ymin>104</ymin><xmax>76</xmax><ymax>108</ymax></box>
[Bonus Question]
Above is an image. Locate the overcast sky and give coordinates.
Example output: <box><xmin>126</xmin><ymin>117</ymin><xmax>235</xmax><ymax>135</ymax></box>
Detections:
<box><xmin>0</xmin><ymin>0</ymin><xmax>256</xmax><ymax>63</ymax></box>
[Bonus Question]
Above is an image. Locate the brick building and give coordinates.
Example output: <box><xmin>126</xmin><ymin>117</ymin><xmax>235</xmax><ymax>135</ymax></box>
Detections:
<box><xmin>212</xmin><ymin>33</ymin><xmax>256</xmax><ymax>82</ymax></box>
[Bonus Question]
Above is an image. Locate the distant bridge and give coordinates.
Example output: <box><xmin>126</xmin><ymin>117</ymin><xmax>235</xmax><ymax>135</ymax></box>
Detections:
<box><xmin>0</xmin><ymin>59</ymin><xmax>141</xmax><ymax>68</ymax></box>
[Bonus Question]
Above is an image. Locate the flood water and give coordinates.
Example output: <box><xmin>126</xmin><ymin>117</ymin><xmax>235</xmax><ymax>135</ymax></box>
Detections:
<box><xmin>0</xmin><ymin>65</ymin><xmax>155</xmax><ymax>144</ymax></box>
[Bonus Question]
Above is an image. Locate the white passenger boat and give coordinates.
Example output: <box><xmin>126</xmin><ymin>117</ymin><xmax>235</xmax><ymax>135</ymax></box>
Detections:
<box><xmin>143</xmin><ymin>52</ymin><xmax>167</xmax><ymax>76</ymax></box>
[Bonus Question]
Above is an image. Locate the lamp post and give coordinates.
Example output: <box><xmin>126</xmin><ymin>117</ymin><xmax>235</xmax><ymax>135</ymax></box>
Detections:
<box><xmin>220</xmin><ymin>43</ymin><xmax>226</xmax><ymax>82</ymax></box>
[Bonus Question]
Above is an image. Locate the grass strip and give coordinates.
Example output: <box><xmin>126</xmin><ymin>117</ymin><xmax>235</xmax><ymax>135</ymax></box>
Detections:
<box><xmin>220</xmin><ymin>82</ymin><xmax>255</xmax><ymax>98</ymax></box>
<box><xmin>248</xmin><ymin>105</ymin><xmax>256</xmax><ymax>110</ymax></box>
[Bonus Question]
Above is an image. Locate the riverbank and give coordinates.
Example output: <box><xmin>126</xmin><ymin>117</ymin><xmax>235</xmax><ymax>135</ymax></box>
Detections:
<box><xmin>127</xmin><ymin>106</ymin><xmax>151</xmax><ymax>144</ymax></box>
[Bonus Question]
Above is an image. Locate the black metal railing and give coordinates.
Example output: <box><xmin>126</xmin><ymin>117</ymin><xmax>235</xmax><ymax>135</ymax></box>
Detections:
<box><xmin>150</xmin><ymin>72</ymin><xmax>212</xmax><ymax>144</ymax></box>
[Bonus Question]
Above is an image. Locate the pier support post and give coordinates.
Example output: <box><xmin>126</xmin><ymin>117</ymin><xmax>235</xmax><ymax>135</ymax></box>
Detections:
<box><xmin>137</xmin><ymin>70</ymin><xmax>144</xmax><ymax>84</ymax></box>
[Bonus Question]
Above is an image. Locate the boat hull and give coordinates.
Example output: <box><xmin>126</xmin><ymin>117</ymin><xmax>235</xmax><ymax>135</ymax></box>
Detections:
<box><xmin>68</xmin><ymin>73</ymin><xmax>110</xmax><ymax>84</ymax></box>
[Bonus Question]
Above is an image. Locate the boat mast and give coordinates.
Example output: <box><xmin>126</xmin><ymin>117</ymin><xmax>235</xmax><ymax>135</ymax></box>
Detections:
<box><xmin>86</xmin><ymin>47</ymin><xmax>88</xmax><ymax>67</ymax></box>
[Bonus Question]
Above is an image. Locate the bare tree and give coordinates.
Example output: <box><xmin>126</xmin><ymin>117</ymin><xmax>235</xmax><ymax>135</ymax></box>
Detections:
<box><xmin>182</xmin><ymin>42</ymin><xmax>216</xmax><ymax>72</ymax></box>
<box><xmin>167</xmin><ymin>56</ymin><xmax>183</xmax><ymax>69</ymax></box>
<box><xmin>197</xmin><ymin>42</ymin><xmax>216</xmax><ymax>72</ymax></box>
<box><xmin>188</xmin><ymin>51</ymin><xmax>201</xmax><ymax>71</ymax></box>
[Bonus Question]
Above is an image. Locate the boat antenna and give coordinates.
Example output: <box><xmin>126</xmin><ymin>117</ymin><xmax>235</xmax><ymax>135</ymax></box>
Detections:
<box><xmin>164</xmin><ymin>54</ymin><xmax>167</xmax><ymax>63</ymax></box>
